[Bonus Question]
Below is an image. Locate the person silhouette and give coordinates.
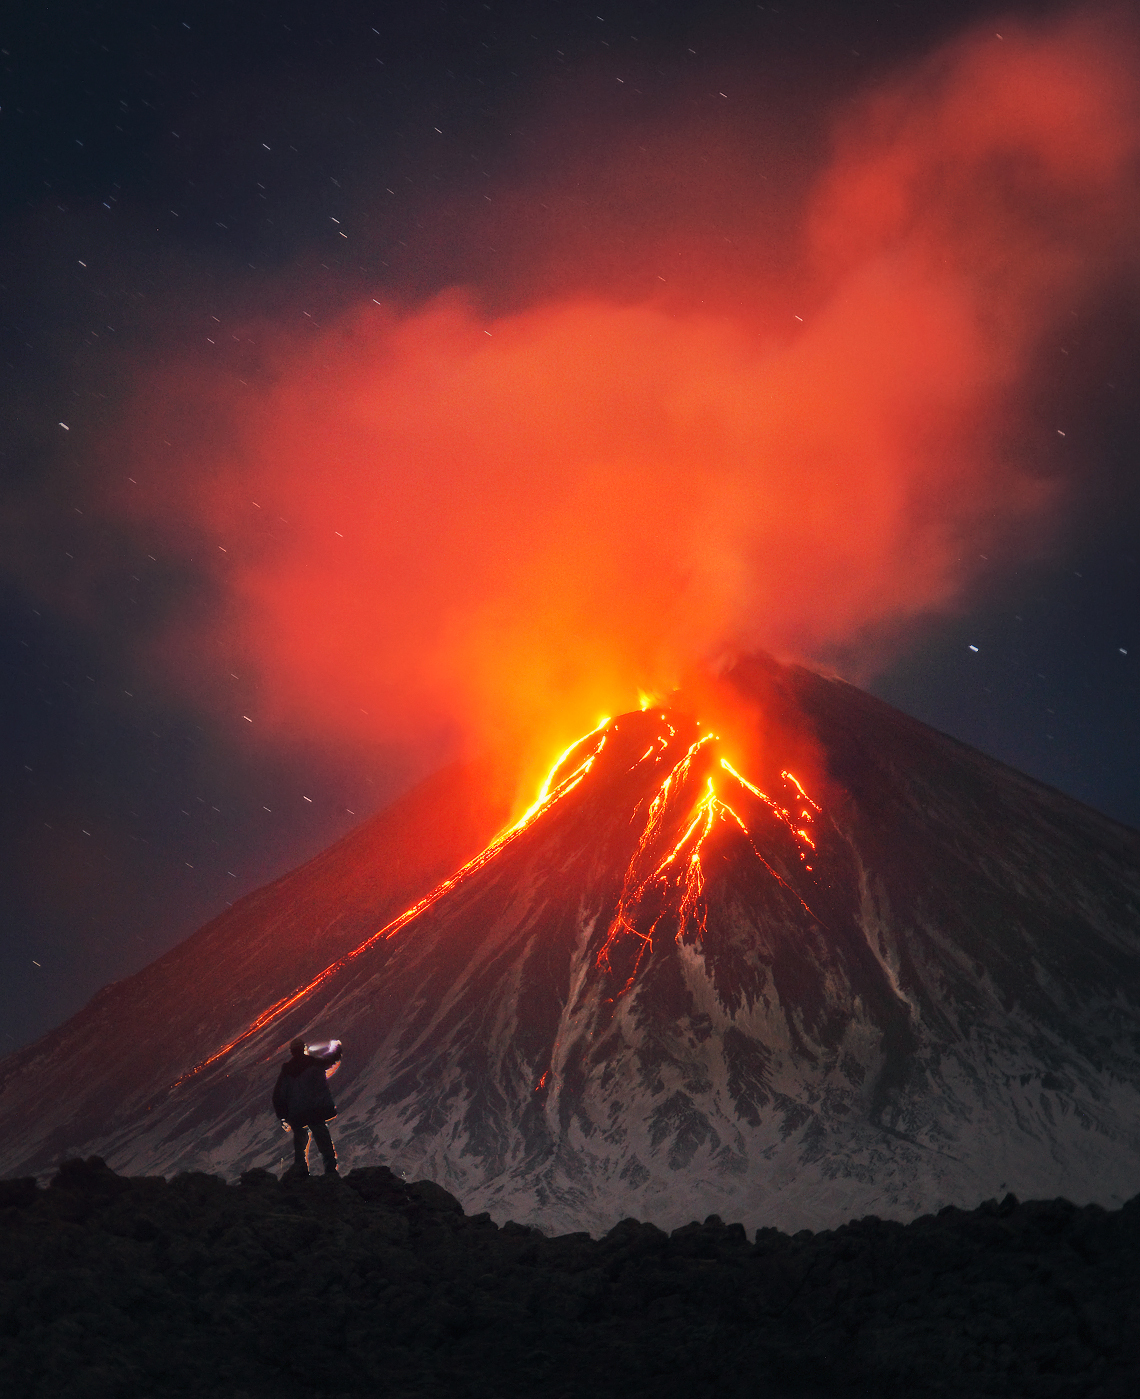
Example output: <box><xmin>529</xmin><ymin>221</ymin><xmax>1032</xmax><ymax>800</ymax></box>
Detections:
<box><xmin>272</xmin><ymin>1037</ymin><xmax>343</xmax><ymax>1177</ymax></box>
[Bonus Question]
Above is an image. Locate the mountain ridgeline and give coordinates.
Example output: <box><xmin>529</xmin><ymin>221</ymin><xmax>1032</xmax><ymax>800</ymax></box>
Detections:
<box><xmin>2</xmin><ymin>657</ymin><xmax>1139</xmax><ymax>1235</ymax></box>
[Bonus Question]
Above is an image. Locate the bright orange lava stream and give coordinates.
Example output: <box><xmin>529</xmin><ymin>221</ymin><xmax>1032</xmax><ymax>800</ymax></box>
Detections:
<box><xmin>596</xmin><ymin>738</ymin><xmax>821</xmax><ymax>997</ymax></box>
<box><xmin>168</xmin><ymin>720</ymin><xmax>611</xmax><ymax>1091</ymax></box>
<box><xmin>168</xmin><ymin>714</ymin><xmax>824</xmax><ymax>1092</ymax></box>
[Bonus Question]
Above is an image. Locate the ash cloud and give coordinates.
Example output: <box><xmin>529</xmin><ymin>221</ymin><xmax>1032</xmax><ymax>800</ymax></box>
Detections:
<box><xmin>98</xmin><ymin>8</ymin><xmax>1140</xmax><ymax>790</ymax></box>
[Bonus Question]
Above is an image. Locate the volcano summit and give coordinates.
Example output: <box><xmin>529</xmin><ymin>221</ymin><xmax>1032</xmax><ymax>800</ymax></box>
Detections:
<box><xmin>2</xmin><ymin>659</ymin><xmax>1139</xmax><ymax>1235</ymax></box>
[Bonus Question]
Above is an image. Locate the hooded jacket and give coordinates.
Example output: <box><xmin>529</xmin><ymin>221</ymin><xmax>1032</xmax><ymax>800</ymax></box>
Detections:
<box><xmin>272</xmin><ymin>1046</ymin><xmax>342</xmax><ymax>1124</ymax></box>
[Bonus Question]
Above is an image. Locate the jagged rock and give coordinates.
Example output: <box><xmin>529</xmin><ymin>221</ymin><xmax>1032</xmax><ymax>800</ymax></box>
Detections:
<box><xmin>2</xmin><ymin>1159</ymin><xmax>1140</xmax><ymax>1397</ymax></box>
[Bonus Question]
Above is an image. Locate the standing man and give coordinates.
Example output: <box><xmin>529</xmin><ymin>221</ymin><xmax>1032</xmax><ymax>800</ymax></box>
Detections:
<box><xmin>272</xmin><ymin>1037</ymin><xmax>343</xmax><ymax>1178</ymax></box>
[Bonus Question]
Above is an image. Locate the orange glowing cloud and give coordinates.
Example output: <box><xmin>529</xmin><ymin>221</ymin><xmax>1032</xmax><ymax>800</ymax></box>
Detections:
<box><xmin>107</xmin><ymin>8</ymin><xmax>1140</xmax><ymax>793</ymax></box>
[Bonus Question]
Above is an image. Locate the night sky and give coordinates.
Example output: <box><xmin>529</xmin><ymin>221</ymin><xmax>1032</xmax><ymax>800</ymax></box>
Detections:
<box><xmin>3</xmin><ymin>0</ymin><xmax>1137</xmax><ymax>1053</ymax></box>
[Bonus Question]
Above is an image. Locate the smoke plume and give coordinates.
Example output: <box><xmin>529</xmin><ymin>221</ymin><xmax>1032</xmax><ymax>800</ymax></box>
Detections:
<box><xmin>106</xmin><ymin>8</ymin><xmax>1140</xmax><ymax>795</ymax></box>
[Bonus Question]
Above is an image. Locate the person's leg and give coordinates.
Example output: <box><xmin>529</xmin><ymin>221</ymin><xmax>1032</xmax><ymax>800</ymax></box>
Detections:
<box><xmin>289</xmin><ymin>1122</ymin><xmax>310</xmax><ymax>1174</ymax></box>
<box><xmin>310</xmin><ymin>1120</ymin><xmax>337</xmax><ymax>1174</ymax></box>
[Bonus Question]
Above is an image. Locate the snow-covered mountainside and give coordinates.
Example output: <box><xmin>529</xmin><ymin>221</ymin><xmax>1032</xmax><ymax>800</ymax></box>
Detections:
<box><xmin>3</xmin><ymin>659</ymin><xmax>1140</xmax><ymax>1236</ymax></box>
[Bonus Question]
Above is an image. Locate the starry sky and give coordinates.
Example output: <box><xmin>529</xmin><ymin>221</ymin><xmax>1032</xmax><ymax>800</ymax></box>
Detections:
<box><xmin>2</xmin><ymin>0</ymin><xmax>1138</xmax><ymax>1053</ymax></box>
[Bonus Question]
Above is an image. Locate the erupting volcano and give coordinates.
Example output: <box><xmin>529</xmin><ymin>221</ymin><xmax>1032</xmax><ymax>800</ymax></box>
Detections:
<box><xmin>2</xmin><ymin>658</ymin><xmax>1140</xmax><ymax>1235</ymax></box>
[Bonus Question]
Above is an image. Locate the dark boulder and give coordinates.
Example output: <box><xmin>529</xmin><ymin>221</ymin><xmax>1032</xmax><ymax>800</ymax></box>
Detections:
<box><xmin>2</xmin><ymin>1163</ymin><xmax>1140</xmax><ymax>1397</ymax></box>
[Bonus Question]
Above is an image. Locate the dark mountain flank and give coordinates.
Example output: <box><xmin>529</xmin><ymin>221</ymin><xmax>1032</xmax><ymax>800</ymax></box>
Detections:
<box><xmin>1</xmin><ymin>658</ymin><xmax>1138</xmax><ymax>1234</ymax></box>
<box><xmin>0</xmin><ymin>756</ymin><xmax>512</xmax><ymax>1179</ymax></box>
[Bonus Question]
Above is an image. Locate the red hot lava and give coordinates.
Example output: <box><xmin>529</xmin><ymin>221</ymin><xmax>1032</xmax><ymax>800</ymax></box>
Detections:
<box><xmin>591</xmin><ymin>716</ymin><xmax>823</xmax><ymax>998</ymax></box>
<box><xmin>173</xmin><ymin>706</ymin><xmax>826</xmax><ymax>1085</ymax></box>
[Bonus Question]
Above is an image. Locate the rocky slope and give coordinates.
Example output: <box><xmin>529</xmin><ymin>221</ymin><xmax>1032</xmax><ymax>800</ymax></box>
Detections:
<box><xmin>2</xmin><ymin>1156</ymin><xmax>1139</xmax><ymax>1399</ymax></box>
<box><xmin>2</xmin><ymin>657</ymin><xmax>1139</xmax><ymax>1236</ymax></box>
<box><xmin>0</xmin><ymin>754</ymin><xmax>512</xmax><ymax>1175</ymax></box>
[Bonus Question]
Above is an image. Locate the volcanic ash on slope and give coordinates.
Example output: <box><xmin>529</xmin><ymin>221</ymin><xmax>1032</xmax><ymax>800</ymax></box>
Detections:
<box><xmin>2</xmin><ymin>661</ymin><xmax>1140</xmax><ymax>1236</ymax></box>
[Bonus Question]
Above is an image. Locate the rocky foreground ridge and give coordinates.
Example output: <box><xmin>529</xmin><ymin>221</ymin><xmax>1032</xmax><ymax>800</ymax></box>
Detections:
<box><xmin>2</xmin><ymin>1158</ymin><xmax>1139</xmax><ymax>1398</ymax></box>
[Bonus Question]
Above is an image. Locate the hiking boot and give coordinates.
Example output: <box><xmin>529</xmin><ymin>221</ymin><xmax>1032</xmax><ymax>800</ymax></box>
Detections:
<box><xmin>283</xmin><ymin>1163</ymin><xmax>310</xmax><ymax>1181</ymax></box>
<box><xmin>322</xmin><ymin>1160</ymin><xmax>339</xmax><ymax>1177</ymax></box>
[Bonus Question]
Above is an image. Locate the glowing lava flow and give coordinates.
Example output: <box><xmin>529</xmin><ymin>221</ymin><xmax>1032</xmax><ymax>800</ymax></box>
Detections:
<box><xmin>167</xmin><ymin>711</ymin><xmax>826</xmax><ymax>1090</ymax></box>
<box><xmin>596</xmin><ymin>738</ymin><xmax>822</xmax><ymax>997</ymax></box>
<box><xmin>720</xmin><ymin>760</ymin><xmax>817</xmax><ymax>858</ymax></box>
<box><xmin>168</xmin><ymin>720</ymin><xmax>611</xmax><ymax>1091</ymax></box>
